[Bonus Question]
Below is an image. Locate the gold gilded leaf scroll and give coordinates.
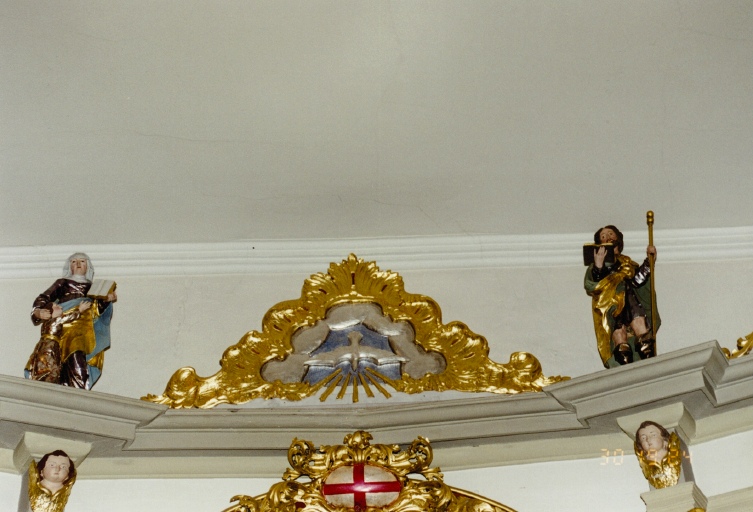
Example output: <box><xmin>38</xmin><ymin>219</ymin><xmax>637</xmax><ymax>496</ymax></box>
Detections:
<box><xmin>221</xmin><ymin>430</ymin><xmax>517</xmax><ymax>512</ymax></box>
<box><xmin>143</xmin><ymin>254</ymin><xmax>567</xmax><ymax>408</ymax></box>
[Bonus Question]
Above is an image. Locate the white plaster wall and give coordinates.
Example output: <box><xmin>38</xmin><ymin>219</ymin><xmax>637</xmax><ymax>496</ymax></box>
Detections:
<box><xmin>0</xmin><ymin>472</ymin><xmax>20</xmax><ymax>511</ymax></box>
<box><xmin>691</xmin><ymin>429</ymin><xmax>753</xmax><ymax>498</ymax></box>
<box><xmin>0</xmin><ymin>429</ymin><xmax>752</xmax><ymax>511</ymax></box>
<box><xmin>443</xmin><ymin>432</ymin><xmax>753</xmax><ymax>511</ymax></box>
<box><xmin>1</xmin><ymin>257</ymin><xmax>752</xmax><ymax>399</ymax></box>
<box><xmin>67</xmin><ymin>478</ymin><xmax>281</xmax><ymax>511</ymax></box>
<box><xmin>0</xmin><ymin>475</ymin><xmax>280</xmax><ymax>512</ymax></box>
<box><xmin>446</xmin><ymin>457</ymin><xmax>649</xmax><ymax>512</ymax></box>
<box><xmin>3</xmin><ymin>1</ymin><xmax>753</xmax><ymax>245</ymax></box>
<box><xmin>2</xmin><ymin>0</ymin><xmax>753</xmax><ymax>508</ymax></box>
<box><xmin>0</xmin><ymin>458</ymin><xmax>650</xmax><ymax>512</ymax></box>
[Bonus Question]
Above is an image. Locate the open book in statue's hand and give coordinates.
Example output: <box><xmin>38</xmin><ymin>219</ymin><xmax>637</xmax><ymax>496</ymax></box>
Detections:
<box><xmin>582</xmin><ymin>243</ymin><xmax>615</xmax><ymax>266</ymax></box>
<box><xmin>87</xmin><ymin>279</ymin><xmax>117</xmax><ymax>299</ymax></box>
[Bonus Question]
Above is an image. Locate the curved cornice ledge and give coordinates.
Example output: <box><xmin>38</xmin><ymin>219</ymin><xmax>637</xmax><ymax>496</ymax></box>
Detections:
<box><xmin>1</xmin><ymin>226</ymin><xmax>753</xmax><ymax>278</ymax></box>
<box><xmin>1</xmin><ymin>341</ymin><xmax>753</xmax><ymax>478</ymax></box>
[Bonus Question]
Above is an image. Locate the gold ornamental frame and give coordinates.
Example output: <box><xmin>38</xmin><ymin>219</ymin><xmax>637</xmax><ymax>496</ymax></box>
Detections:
<box><xmin>722</xmin><ymin>330</ymin><xmax>753</xmax><ymax>359</ymax></box>
<box><xmin>144</xmin><ymin>254</ymin><xmax>566</xmax><ymax>408</ymax></box>
<box><xmin>221</xmin><ymin>430</ymin><xmax>517</xmax><ymax>512</ymax></box>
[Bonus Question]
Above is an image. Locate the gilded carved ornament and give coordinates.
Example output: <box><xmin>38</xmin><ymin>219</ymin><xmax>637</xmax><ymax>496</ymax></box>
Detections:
<box><xmin>634</xmin><ymin>431</ymin><xmax>683</xmax><ymax>489</ymax></box>
<box><xmin>28</xmin><ymin>453</ymin><xmax>77</xmax><ymax>512</ymax></box>
<box><xmin>221</xmin><ymin>430</ymin><xmax>516</xmax><ymax>512</ymax></box>
<box><xmin>143</xmin><ymin>254</ymin><xmax>567</xmax><ymax>408</ymax></box>
<box><xmin>722</xmin><ymin>330</ymin><xmax>753</xmax><ymax>359</ymax></box>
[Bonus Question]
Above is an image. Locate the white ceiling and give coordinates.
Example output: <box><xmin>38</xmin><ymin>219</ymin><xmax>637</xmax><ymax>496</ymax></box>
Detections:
<box><xmin>2</xmin><ymin>1</ymin><xmax>753</xmax><ymax>248</ymax></box>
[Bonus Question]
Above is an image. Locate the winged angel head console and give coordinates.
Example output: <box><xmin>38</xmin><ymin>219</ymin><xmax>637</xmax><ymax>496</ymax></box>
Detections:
<box><xmin>144</xmin><ymin>254</ymin><xmax>566</xmax><ymax>408</ymax></box>
<box><xmin>222</xmin><ymin>430</ymin><xmax>516</xmax><ymax>512</ymax></box>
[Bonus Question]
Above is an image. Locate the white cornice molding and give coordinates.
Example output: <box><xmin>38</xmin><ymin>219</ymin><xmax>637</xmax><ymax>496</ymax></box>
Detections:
<box><xmin>1</xmin><ymin>341</ymin><xmax>753</xmax><ymax>478</ymax></box>
<box><xmin>641</xmin><ymin>482</ymin><xmax>708</xmax><ymax>512</ymax></box>
<box><xmin>2</xmin><ymin>226</ymin><xmax>753</xmax><ymax>278</ymax></box>
<box><xmin>707</xmin><ymin>486</ymin><xmax>753</xmax><ymax>511</ymax></box>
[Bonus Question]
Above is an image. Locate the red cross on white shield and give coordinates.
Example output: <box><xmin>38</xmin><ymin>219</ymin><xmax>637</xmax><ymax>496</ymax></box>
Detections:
<box><xmin>322</xmin><ymin>463</ymin><xmax>402</xmax><ymax>509</ymax></box>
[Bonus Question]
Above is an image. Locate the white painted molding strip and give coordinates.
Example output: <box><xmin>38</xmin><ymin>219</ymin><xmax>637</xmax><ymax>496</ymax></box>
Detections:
<box><xmin>1</xmin><ymin>226</ymin><xmax>753</xmax><ymax>278</ymax></box>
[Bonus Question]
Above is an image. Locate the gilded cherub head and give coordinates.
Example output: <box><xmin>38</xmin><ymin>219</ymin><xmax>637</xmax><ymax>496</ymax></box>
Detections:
<box><xmin>29</xmin><ymin>449</ymin><xmax>78</xmax><ymax>512</ymax></box>
<box><xmin>37</xmin><ymin>450</ymin><xmax>76</xmax><ymax>493</ymax></box>
<box><xmin>633</xmin><ymin>421</ymin><xmax>681</xmax><ymax>489</ymax></box>
<box><xmin>635</xmin><ymin>420</ymin><xmax>670</xmax><ymax>462</ymax></box>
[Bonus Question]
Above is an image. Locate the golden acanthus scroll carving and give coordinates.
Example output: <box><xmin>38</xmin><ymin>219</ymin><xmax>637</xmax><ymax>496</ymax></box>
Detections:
<box><xmin>722</xmin><ymin>330</ymin><xmax>753</xmax><ymax>359</ymax></box>
<box><xmin>221</xmin><ymin>430</ymin><xmax>516</xmax><ymax>512</ymax></box>
<box><xmin>143</xmin><ymin>254</ymin><xmax>567</xmax><ymax>408</ymax></box>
